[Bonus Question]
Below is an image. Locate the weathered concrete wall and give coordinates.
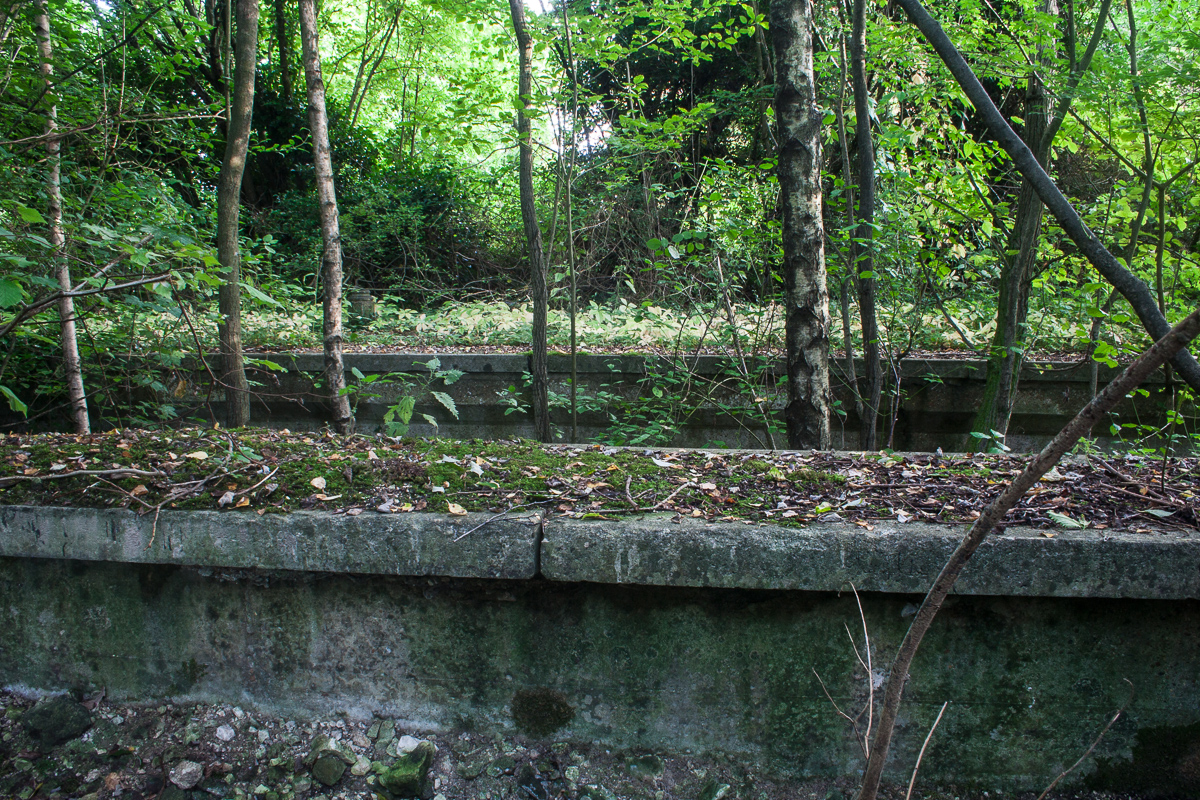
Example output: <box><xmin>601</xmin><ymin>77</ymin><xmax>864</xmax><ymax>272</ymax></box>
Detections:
<box><xmin>2</xmin><ymin>506</ymin><xmax>1200</xmax><ymax>791</ymax></box>
<box><xmin>155</xmin><ymin>352</ymin><xmax>1193</xmax><ymax>452</ymax></box>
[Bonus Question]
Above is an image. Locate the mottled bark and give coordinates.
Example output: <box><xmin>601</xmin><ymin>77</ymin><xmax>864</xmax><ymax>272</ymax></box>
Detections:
<box><xmin>216</xmin><ymin>0</ymin><xmax>257</xmax><ymax>428</ymax></box>
<box><xmin>850</xmin><ymin>0</ymin><xmax>881</xmax><ymax>450</ymax></box>
<box><xmin>35</xmin><ymin>0</ymin><xmax>88</xmax><ymax>434</ymax></box>
<box><xmin>771</xmin><ymin>0</ymin><xmax>831</xmax><ymax>450</ymax></box>
<box><xmin>508</xmin><ymin>0</ymin><xmax>550</xmax><ymax>442</ymax></box>
<box><xmin>299</xmin><ymin>0</ymin><xmax>353</xmax><ymax>433</ymax></box>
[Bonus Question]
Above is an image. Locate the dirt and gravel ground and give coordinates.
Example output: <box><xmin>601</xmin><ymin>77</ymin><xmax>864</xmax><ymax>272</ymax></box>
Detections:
<box><xmin>0</xmin><ymin>689</ymin><xmax>1169</xmax><ymax>800</ymax></box>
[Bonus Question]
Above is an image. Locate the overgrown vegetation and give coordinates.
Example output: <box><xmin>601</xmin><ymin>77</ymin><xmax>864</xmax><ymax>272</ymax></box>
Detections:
<box><xmin>0</xmin><ymin>0</ymin><xmax>1196</xmax><ymax>444</ymax></box>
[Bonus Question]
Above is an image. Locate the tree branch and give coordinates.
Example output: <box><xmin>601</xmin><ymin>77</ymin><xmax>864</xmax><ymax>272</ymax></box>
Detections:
<box><xmin>891</xmin><ymin>0</ymin><xmax>1200</xmax><ymax>394</ymax></box>
<box><xmin>856</xmin><ymin>304</ymin><xmax>1200</xmax><ymax>799</ymax></box>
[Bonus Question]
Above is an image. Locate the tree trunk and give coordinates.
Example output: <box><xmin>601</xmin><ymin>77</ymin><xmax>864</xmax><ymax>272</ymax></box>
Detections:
<box><xmin>973</xmin><ymin>0</ymin><xmax>1113</xmax><ymax>444</ymax></box>
<box><xmin>771</xmin><ymin>0</ymin><xmax>832</xmax><ymax>450</ymax></box>
<box><xmin>508</xmin><ymin>0</ymin><xmax>550</xmax><ymax>443</ymax></box>
<box><xmin>850</xmin><ymin>0</ymin><xmax>881</xmax><ymax>450</ymax></box>
<box><xmin>216</xmin><ymin>0</ymin><xmax>257</xmax><ymax>428</ymax></box>
<box><xmin>892</xmin><ymin>0</ymin><xmax>1200</xmax><ymax>394</ymax></box>
<box><xmin>299</xmin><ymin>0</ymin><xmax>353</xmax><ymax>434</ymax></box>
<box><xmin>34</xmin><ymin>0</ymin><xmax>89</xmax><ymax>434</ymax></box>
<box><xmin>274</xmin><ymin>0</ymin><xmax>291</xmax><ymax>101</ymax></box>
<box><xmin>972</xmin><ymin>71</ymin><xmax>1048</xmax><ymax>444</ymax></box>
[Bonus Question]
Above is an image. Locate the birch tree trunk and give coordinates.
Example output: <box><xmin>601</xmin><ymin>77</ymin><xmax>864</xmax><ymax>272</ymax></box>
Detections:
<box><xmin>34</xmin><ymin>0</ymin><xmax>89</xmax><ymax>434</ymax></box>
<box><xmin>771</xmin><ymin>0</ymin><xmax>832</xmax><ymax>450</ymax></box>
<box><xmin>298</xmin><ymin>0</ymin><xmax>353</xmax><ymax>434</ymax></box>
<box><xmin>508</xmin><ymin>0</ymin><xmax>550</xmax><ymax>443</ymax></box>
<box><xmin>216</xmin><ymin>0</ymin><xmax>258</xmax><ymax>428</ymax></box>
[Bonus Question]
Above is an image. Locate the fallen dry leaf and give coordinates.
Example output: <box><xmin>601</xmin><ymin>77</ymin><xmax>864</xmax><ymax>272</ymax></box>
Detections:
<box><xmin>235</xmin><ymin>496</ymin><xmax>250</xmax><ymax>508</ymax></box>
<box><xmin>185</xmin><ymin>451</ymin><xmax>208</xmax><ymax>461</ymax></box>
<box><xmin>447</xmin><ymin>502</ymin><xmax>467</xmax><ymax>516</ymax></box>
<box><xmin>310</xmin><ymin>476</ymin><xmax>326</xmax><ymax>490</ymax></box>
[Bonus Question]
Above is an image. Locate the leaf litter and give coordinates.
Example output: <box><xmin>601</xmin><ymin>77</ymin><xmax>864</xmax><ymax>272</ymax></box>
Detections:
<box><xmin>0</xmin><ymin>428</ymin><xmax>1195</xmax><ymax>533</ymax></box>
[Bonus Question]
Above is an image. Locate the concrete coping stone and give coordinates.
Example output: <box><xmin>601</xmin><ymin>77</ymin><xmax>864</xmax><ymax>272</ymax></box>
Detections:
<box><xmin>0</xmin><ymin>506</ymin><xmax>541</xmax><ymax>580</ymax></box>
<box><xmin>543</xmin><ymin>515</ymin><xmax>1200</xmax><ymax>600</ymax></box>
<box><xmin>1</xmin><ymin>505</ymin><xmax>1195</xmax><ymax>599</ymax></box>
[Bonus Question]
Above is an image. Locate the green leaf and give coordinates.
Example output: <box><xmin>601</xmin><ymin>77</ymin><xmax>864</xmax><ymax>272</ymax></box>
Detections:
<box><xmin>241</xmin><ymin>282</ymin><xmax>281</xmax><ymax>306</ymax></box>
<box><xmin>0</xmin><ymin>385</ymin><xmax>27</xmax><ymax>417</ymax></box>
<box><xmin>0</xmin><ymin>277</ymin><xmax>23</xmax><ymax>308</ymax></box>
<box><xmin>421</xmin><ymin>413</ymin><xmax>439</xmax><ymax>429</ymax></box>
<box><xmin>395</xmin><ymin>395</ymin><xmax>416</xmax><ymax>425</ymax></box>
<box><xmin>351</xmin><ymin>366</ymin><xmax>366</xmax><ymax>381</ymax></box>
<box><xmin>1047</xmin><ymin>511</ymin><xmax>1087</xmax><ymax>529</ymax></box>
<box><xmin>1146</xmin><ymin>509</ymin><xmax>1175</xmax><ymax>518</ymax></box>
<box><xmin>15</xmin><ymin>206</ymin><xmax>45</xmax><ymax>224</ymax></box>
<box><xmin>432</xmin><ymin>391</ymin><xmax>459</xmax><ymax>419</ymax></box>
<box><xmin>245</xmin><ymin>357</ymin><xmax>287</xmax><ymax>373</ymax></box>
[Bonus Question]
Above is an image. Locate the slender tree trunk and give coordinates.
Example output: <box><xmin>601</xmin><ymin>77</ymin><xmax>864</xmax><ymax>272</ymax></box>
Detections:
<box><xmin>216</xmin><ymin>0</ymin><xmax>257</xmax><ymax>428</ymax></box>
<box><xmin>299</xmin><ymin>0</ymin><xmax>353</xmax><ymax>434</ymax></box>
<box><xmin>508</xmin><ymin>0</ymin><xmax>550</xmax><ymax>442</ymax></box>
<box><xmin>562</xmin><ymin>0</ymin><xmax>579</xmax><ymax>443</ymax></box>
<box><xmin>273</xmin><ymin>0</ymin><xmax>291</xmax><ymax>100</ymax></box>
<box><xmin>850</xmin><ymin>0</ymin><xmax>881</xmax><ymax>450</ymax></box>
<box><xmin>973</xmin><ymin>70</ymin><xmax>1048</xmax><ymax>443</ymax></box>
<box><xmin>892</xmin><ymin>0</ymin><xmax>1200</xmax><ymax>393</ymax></box>
<box><xmin>973</xmin><ymin>0</ymin><xmax>1111</xmax><ymax>444</ymax></box>
<box><xmin>834</xmin><ymin>34</ymin><xmax>864</xmax><ymax>427</ymax></box>
<box><xmin>34</xmin><ymin>0</ymin><xmax>88</xmax><ymax>434</ymax></box>
<box><xmin>771</xmin><ymin>0</ymin><xmax>832</xmax><ymax>450</ymax></box>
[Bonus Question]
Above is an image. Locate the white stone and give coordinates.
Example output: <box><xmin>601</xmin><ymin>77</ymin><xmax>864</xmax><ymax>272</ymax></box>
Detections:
<box><xmin>396</xmin><ymin>734</ymin><xmax>421</xmax><ymax>754</ymax></box>
<box><xmin>170</xmin><ymin>760</ymin><xmax>204</xmax><ymax>790</ymax></box>
<box><xmin>216</xmin><ymin>724</ymin><xmax>236</xmax><ymax>742</ymax></box>
<box><xmin>351</xmin><ymin>755</ymin><xmax>371</xmax><ymax>777</ymax></box>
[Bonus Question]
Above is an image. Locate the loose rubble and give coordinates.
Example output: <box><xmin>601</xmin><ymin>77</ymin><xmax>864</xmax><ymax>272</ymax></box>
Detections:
<box><xmin>0</xmin><ymin>689</ymin><xmax>1164</xmax><ymax>800</ymax></box>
